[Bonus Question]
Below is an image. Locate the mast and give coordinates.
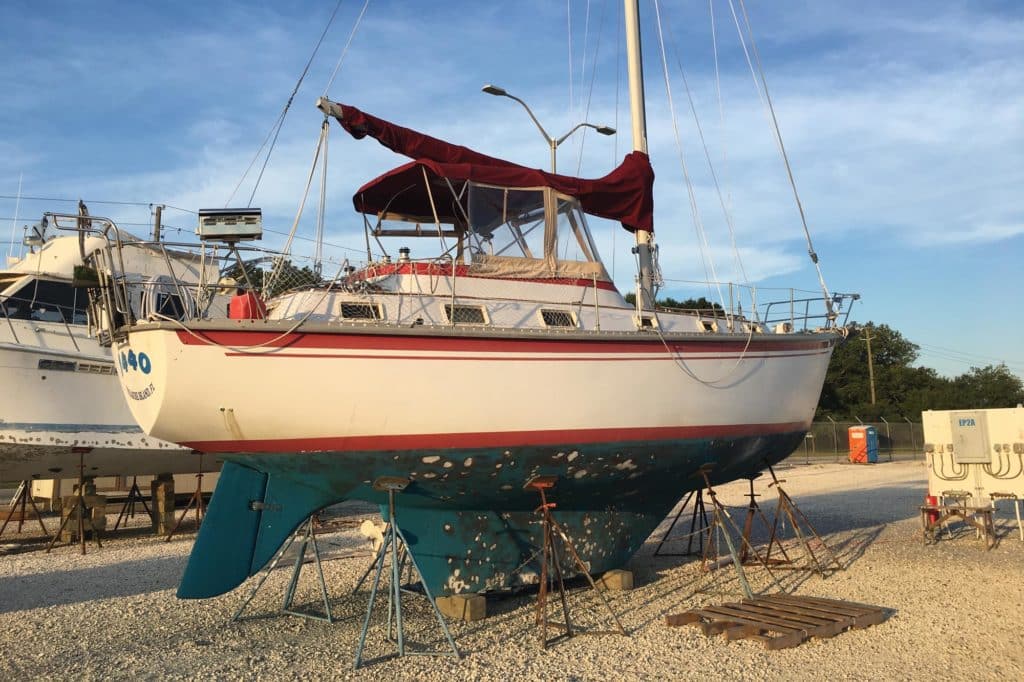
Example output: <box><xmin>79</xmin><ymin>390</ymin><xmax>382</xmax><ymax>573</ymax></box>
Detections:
<box><xmin>624</xmin><ymin>0</ymin><xmax>655</xmax><ymax>310</ymax></box>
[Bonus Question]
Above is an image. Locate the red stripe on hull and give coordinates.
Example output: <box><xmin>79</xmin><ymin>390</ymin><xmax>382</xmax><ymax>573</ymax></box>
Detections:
<box><xmin>176</xmin><ymin>329</ymin><xmax>833</xmax><ymax>354</ymax></box>
<box><xmin>223</xmin><ymin>350</ymin><xmax>830</xmax><ymax>361</ymax></box>
<box><xmin>182</xmin><ymin>421</ymin><xmax>810</xmax><ymax>454</ymax></box>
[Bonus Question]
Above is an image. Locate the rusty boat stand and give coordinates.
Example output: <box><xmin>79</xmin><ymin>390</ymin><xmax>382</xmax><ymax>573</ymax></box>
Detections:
<box><xmin>760</xmin><ymin>466</ymin><xmax>843</xmax><ymax>575</ymax></box>
<box><xmin>664</xmin><ymin>468</ymin><xmax>885</xmax><ymax>650</ymax></box>
<box><xmin>526</xmin><ymin>475</ymin><xmax>627</xmax><ymax>649</ymax></box>
<box><xmin>653</xmin><ymin>488</ymin><xmax>709</xmax><ymax>557</ymax></box>
<box><xmin>113</xmin><ymin>476</ymin><xmax>152</xmax><ymax>531</ymax></box>
<box><xmin>696</xmin><ymin>468</ymin><xmax>784</xmax><ymax>600</ymax></box>
<box><xmin>46</xmin><ymin>448</ymin><xmax>101</xmax><ymax>555</ymax></box>
<box><xmin>353</xmin><ymin>476</ymin><xmax>459</xmax><ymax>669</ymax></box>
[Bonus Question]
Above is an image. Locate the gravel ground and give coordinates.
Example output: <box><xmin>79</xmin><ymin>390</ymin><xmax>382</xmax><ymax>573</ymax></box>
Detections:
<box><xmin>1</xmin><ymin>460</ymin><xmax>1021</xmax><ymax>681</ymax></box>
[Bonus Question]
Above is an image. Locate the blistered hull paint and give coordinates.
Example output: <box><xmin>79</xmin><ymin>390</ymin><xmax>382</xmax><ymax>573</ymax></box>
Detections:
<box><xmin>179</xmin><ymin>430</ymin><xmax>803</xmax><ymax>599</ymax></box>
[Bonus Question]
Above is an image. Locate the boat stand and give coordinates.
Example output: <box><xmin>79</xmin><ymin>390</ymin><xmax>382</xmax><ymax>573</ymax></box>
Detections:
<box><xmin>233</xmin><ymin>516</ymin><xmax>333</xmax><ymax>623</ymax></box>
<box><xmin>526</xmin><ymin>475</ymin><xmax>626</xmax><ymax>649</ymax></box>
<box><xmin>354</xmin><ymin>476</ymin><xmax>459</xmax><ymax>669</ymax></box>
<box><xmin>46</xmin><ymin>449</ymin><xmax>101</xmax><ymax>555</ymax></box>
<box><xmin>351</xmin><ymin>523</ymin><xmax>413</xmax><ymax>596</ymax></box>
<box><xmin>113</xmin><ymin>476</ymin><xmax>151</xmax><ymax>531</ymax></box>
<box><xmin>0</xmin><ymin>480</ymin><xmax>50</xmax><ymax>541</ymax></box>
<box><xmin>165</xmin><ymin>456</ymin><xmax>205</xmax><ymax>542</ymax></box>
<box><xmin>697</xmin><ymin>470</ymin><xmax>783</xmax><ymax>600</ymax></box>
<box><xmin>762</xmin><ymin>466</ymin><xmax>842</xmax><ymax>575</ymax></box>
<box><xmin>653</xmin><ymin>489</ymin><xmax>709</xmax><ymax>557</ymax></box>
<box><xmin>739</xmin><ymin>475</ymin><xmax>791</xmax><ymax>566</ymax></box>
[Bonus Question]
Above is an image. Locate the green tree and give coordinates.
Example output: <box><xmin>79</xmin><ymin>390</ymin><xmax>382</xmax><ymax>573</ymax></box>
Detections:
<box><xmin>624</xmin><ymin>292</ymin><xmax>724</xmax><ymax>313</ymax></box>
<box><xmin>817</xmin><ymin>322</ymin><xmax>1024</xmax><ymax>419</ymax></box>
<box><xmin>951</xmin><ymin>364</ymin><xmax>1024</xmax><ymax>409</ymax></box>
<box><xmin>817</xmin><ymin>323</ymin><xmax>921</xmax><ymax>420</ymax></box>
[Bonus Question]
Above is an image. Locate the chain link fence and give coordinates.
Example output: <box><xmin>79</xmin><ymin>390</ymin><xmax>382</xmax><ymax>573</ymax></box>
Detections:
<box><xmin>787</xmin><ymin>420</ymin><xmax>925</xmax><ymax>463</ymax></box>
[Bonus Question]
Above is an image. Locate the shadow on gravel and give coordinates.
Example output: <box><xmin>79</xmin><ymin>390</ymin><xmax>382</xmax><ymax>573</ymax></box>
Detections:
<box><xmin>0</xmin><ymin>555</ymin><xmax>186</xmax><ymax>614</ymax></box>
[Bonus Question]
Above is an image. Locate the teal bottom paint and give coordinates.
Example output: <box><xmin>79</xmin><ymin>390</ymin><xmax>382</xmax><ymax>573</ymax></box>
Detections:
<box><xmin>178</xmin><ymin>431</ymin><xmax>803</xmax><ymax>599</ymax></box>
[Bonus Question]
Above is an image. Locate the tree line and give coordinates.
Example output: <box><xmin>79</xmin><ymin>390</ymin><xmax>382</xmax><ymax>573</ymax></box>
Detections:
<box><xmin>817</xmin><ymin>322</ymin><xmax>1023</xmax><ymax>421</ymax></box>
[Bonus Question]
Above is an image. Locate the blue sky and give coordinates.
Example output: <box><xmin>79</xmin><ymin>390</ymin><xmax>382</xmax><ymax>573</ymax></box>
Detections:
<box><xmin>1</xmin><ymin>0</ymin><xmax>1021</xmax><ymax>380</ymax></box>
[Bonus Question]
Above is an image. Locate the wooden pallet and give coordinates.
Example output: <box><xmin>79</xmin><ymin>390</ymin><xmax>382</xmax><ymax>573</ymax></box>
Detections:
<box><xmin>665</xmin><ymin>594</ymin><xmax>888</xmax><ymax>650</ymax></box>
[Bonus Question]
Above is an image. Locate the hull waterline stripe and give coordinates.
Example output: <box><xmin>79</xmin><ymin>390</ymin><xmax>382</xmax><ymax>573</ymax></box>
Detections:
<box><xmin>181</xmin><ymin>421</ymin><xmax>810</xmax><ymax>454</ymax></box>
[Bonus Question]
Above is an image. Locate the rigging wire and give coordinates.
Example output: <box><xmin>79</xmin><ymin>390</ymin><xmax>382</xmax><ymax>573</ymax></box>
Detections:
<box><xmin>226</xmin><ymin>0</ymin><xmax>348</xmax><ymax>208</ymax></box>
<box><xmin>573</xmin><ymin>0</ymin><xmax>609</xmax><ymax>176</ymax></box>
<box><xmin>567</xmin><ymin>0</ymin><xmax>574</xmax><ymax>113</ymax></box>
<box><xmin>708</xmin><ymin>0</ymin><xmax>747</xmax><ymax>284</ymax></box>
<box><xmin>728</xmin><ymin>0</ymin><xmax>834</xmax><ymax>320</ymax></box>
<box><xmin>322</xmin><ymin>0</ymin><xmax>371</xmax><ymax>95</ymax></box>
<box><xmin>0</xmin><ymin>202</ymin><xmax>366</xmax><ymax>256</ymax></box>
<box><xmin>263</xmin><ymin>121</ymin><xmax>329</xmax><ymax>296</ymax></box>
<box><xmin>651</xmin><ymin>0</ymin><xmax>725</xmax><ymax>310</ymax></box>
<box><xmin>611</xmin><ymin>1</ymin><xmax>623</xmax><ymax>281</ymax></box>
<box><xmin>661</xmin><ymin>4</ymin><xmax>749</xmax><ymax>291</ymax></box>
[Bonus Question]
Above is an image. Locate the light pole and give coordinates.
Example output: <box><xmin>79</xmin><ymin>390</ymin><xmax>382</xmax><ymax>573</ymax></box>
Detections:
<box><xmin>481</xmin><ymin>84</ymin><xmax>615</xmax><ymax>173</ymax></box>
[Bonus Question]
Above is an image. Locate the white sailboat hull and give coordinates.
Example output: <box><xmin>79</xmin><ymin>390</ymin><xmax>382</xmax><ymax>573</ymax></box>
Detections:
<box><xmin>114</xmin><ymin>321</ymin><xmax>834</xmax><ymax>453</ymax></box>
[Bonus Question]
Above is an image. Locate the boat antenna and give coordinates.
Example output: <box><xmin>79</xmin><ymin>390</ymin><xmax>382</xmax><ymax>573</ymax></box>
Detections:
<box><xmin>623</xmin><ymin>0</ymin><xmax>657</xmax><ymax>311</ymax></box>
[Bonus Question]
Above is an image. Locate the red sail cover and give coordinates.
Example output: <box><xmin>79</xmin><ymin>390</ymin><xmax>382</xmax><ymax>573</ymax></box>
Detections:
<box><xmin>335</xmin><ymin>104</ymin><xmax>654</xmax><ymax>233</ymax></box>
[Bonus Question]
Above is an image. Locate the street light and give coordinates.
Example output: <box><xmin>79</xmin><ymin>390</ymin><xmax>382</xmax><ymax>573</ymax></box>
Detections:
<box><xmin>482</xmin><ymin>83</ymin><xmax>615</xmax><ymax>173</ymax></box>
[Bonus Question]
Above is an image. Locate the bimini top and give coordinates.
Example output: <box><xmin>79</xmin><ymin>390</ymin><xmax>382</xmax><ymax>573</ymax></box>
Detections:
<box><xmin>319</xmin><ymin>100</ymin><xmax>654</xmax><ymax>234</ymax></box>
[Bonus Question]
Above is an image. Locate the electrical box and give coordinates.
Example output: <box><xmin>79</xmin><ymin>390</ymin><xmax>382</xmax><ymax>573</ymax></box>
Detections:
<box><xmin>197</xmin><ymin>208</ymin><xmax>262</xmax><ymax>242</ymax></box>
<box><xmin>922</xmin><ymin>406</ymin><xmax>1024</xmax><ymax>502</ymax></box>
<box><xmin>949</xmin><ymin>410</ymin><xmax>991</xmax><ymax>463</ymax></box>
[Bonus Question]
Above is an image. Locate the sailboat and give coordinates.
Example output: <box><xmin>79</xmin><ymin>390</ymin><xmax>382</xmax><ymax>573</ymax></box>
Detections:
<box><xmin>83</xmin><ymin>1</ymin><xmax>853</xmax><ymax>598</ymax></box>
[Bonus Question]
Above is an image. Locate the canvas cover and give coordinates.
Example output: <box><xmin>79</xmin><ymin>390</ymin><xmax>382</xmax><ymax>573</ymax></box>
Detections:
<box><xmin>320</xmin><ymin>100</ymin><xmax>654</xmax><ymax>233</ymax></box>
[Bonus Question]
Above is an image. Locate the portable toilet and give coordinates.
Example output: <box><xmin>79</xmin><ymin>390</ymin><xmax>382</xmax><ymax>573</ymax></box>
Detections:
<box><xmin>848</xmin><ymin>425</ymin><xmax>879</xmax><ymax>463</ymax></box>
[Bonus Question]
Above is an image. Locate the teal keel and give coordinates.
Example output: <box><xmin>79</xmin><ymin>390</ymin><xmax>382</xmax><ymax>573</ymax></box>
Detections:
<box><xmin>177</xmin><ymin>461</ymin><xmax>338</xmax><ymax>599</ymax></box>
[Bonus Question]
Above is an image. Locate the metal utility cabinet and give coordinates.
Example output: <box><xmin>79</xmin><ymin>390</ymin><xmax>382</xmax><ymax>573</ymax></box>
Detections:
<box><xmin>922</xmin><ymin>406</ymin><xmax>1024</xmax><ymax>503</ymax></box>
